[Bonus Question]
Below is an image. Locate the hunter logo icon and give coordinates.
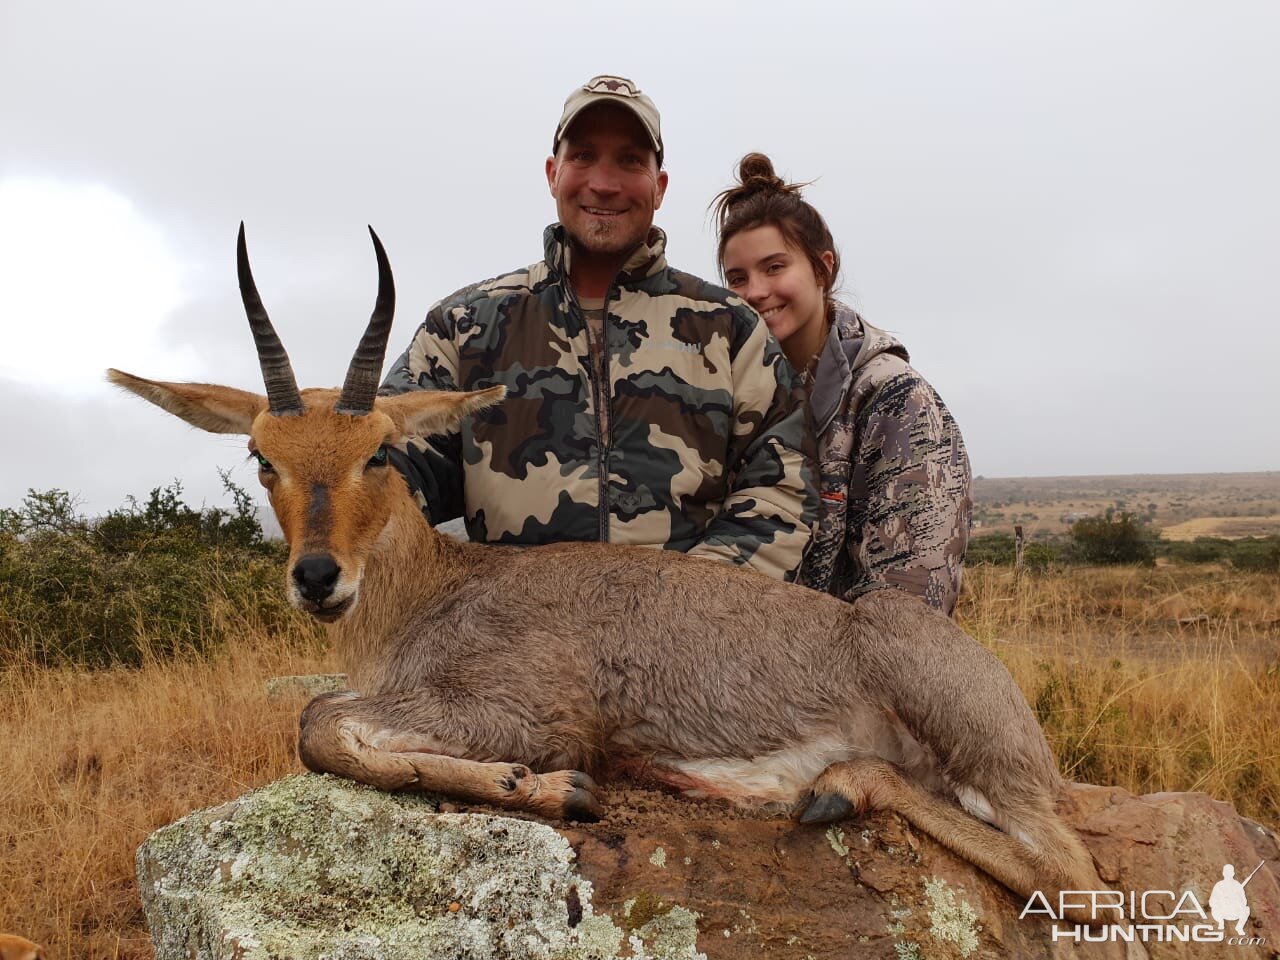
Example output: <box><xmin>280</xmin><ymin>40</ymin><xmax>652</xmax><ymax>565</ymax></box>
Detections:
<box><xmin>1211</xmin><ymin>862</ymin><xmax>1263</xmax><ymax>937</ymax></box>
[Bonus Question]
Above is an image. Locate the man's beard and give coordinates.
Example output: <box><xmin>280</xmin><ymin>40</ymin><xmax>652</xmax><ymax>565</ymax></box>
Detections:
<box><xmin>573</xmin><ymin>217</ymin><xmax>639</xmax><ymax>257</ymax></box>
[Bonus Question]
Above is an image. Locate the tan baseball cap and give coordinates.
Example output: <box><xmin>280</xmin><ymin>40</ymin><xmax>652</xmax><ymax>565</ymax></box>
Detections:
<box><xmin>553</xmin><ymin>75</ymin><xmax>664</xmax><ymax>166</ymax></box>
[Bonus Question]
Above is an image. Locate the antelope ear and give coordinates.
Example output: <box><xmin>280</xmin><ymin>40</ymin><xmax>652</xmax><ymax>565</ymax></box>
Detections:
<box><xmin>108</xmin><ymin>369</ymin><xmax>267</xmax><ymax>435</ymax></box>
<box><xmin>379</xmin><ymin>385</ymin><xmax>507</xmax><ymax>438</ymax></box>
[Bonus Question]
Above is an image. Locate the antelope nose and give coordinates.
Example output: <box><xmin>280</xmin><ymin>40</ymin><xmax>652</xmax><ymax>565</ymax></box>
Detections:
<box><xmin>293</xmin><ymin>554</ymin><xmax>340</xmax><ymax>602</ymax></box>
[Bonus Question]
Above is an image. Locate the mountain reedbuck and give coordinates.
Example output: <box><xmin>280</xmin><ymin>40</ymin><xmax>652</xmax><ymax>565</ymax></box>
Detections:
<box><xmin>110</xmin><ymin>226</ymin><xmax>1109</xmax><ymax>914</ymax></box>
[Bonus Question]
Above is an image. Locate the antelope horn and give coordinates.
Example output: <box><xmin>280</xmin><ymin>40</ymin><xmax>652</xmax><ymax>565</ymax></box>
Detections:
<box><xmin>336</xmin><ymin>226</ymin><xmax>396</xmax><ymax>415</ymax></box>
<box><xmin>237</xmin><ymin>223</ymin><xmax>303</xmax><ymax>416</ymax></box>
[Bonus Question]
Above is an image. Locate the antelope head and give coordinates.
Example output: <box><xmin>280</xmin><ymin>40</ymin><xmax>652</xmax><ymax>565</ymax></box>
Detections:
<box><xmin>109</xmin><ymin>225</ymin><xmax>503</xmax><ymax>622</ymax></box>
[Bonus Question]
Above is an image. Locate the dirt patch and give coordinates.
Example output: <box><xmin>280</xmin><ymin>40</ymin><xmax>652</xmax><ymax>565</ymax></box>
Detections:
<box><xmin>440</xmin><ymin>783</ymin><xmax>1051</xmax><ymax>959</ymax></box>
<box><xmin>1160</xmin><ymin>516</ymin><xmax>1280</xmax><ymax>540</ymax></box>
<box><xmin>432</xmin><ymin>781</ymin><xmax>1280</xmax><ymax>959</ymax></box>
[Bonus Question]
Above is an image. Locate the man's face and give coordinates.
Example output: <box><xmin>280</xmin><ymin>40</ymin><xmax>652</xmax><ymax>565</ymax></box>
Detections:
<box><xmin>546</xmin><ymin>104</ymin><xmax>669</xmax><ymax>264</ymax></box>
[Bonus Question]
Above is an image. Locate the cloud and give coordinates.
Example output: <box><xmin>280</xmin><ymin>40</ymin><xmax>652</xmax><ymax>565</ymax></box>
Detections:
<box><xmin>1</xmin><ymin>0</ymin><xmax>1277</xmax><ymax>486</ymax></box>
<box><xmin>0</xmin><ymin>178</ymin><xmax>200</xmax><ymax>390</ymax></box>
<box><xmin>0</xmin><ymin>377</ymin><xmax>264</xmax><ymax>518</ymax></box>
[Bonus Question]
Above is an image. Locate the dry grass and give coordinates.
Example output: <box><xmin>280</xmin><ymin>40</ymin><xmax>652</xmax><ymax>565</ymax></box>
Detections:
<box><xmin>959</xmin><ymin>565</ymin><xmax>1280</xmax><ymax>824</ymax></box>
<box><xmin>0</xmin><ymin>605</ymin><xmax>330</xmax><ymax>959</ymax></box>
<box><xmin>2</xmin><ymin>566</ymin><xmax>1278</xmax><ymax>958</ymax></box>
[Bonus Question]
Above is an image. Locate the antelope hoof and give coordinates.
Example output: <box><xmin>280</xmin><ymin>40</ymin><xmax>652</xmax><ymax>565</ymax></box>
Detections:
<box><xmin>557</xmin><ymin>770</ymin><xmax>604</xmax><ymax>822</ymax></box>
<box><xmin>563</xmin><ymin>786</ymin><xmax>604</xmax><ymax>822</ymax></box>
<box><xmin>798</xmin><ymin>791</ymin><xmax>854</xmax><ymax>824</ymax></box>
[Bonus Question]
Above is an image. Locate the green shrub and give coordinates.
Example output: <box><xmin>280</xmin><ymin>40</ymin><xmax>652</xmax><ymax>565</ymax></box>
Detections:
<box><xmin>1229</xmin><ymin>537</ymin><xmax>1280</xmax><ymax>573</ymax></box>
<box><xmin>965</xmin><ymin>533</ymin><xmax>1016</xmax><ymax>565</ymax></box>
<box><xmin>0</xmin><ymin>478</ymin><xmax>298</xmax><ymax>668</ymax></box>
<box><xmin>92</xmin><ymin>473</ymin><xmax>265</xmax><ymax>555</ymax></box>
<box><xmin>966</xmin><ymin>533</ymin><xmax>1067</xmax><ymax>569</ymax></box>
<box><xmin>1069</xmin><ymin>511</ymin><xmax>1155</xmax><ymax>565</ymax></box>
<box><xmin>1023</xmin><ymin>541</ymin><xmax>1067</xmax><ymax>569</ymax></box>
<box><xmin>1154</xmin><ymin>535</ymin><xmax>1280</xmax><ymax>571</ymax></box>
<box><xmin>1161</xmin><ymin>537</ymin><xmax>1232</xmax><ymax>564</ymax></box>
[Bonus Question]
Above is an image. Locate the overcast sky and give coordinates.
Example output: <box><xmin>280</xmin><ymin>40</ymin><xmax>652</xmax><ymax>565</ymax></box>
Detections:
<box><xmin>1</xmin><ymin>0</ymin><xmax>1277</xmax><ymax>516</ymax></box>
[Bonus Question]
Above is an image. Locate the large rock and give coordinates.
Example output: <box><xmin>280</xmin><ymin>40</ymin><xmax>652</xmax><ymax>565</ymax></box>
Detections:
<box><xmin>138</xmin><ymin>776</ymin><xmax>1279</xmax><ymax>959</ymax></box>
<box><xmin>136</xmin><ymin>774</ymin><xmax>702</xmax><ymax>960</ymax></box>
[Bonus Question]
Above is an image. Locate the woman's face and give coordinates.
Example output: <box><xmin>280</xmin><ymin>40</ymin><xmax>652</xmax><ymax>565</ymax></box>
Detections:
<box><xmin>722</xmin><ymin>224</ymin><xmax>833</xmax><ymax>348</ymax></box>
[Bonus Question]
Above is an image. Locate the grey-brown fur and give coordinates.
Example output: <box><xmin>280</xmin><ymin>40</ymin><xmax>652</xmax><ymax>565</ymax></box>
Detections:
<box><xmin>287</xmin><ymin>453</ymin><xmax>1106</xmax><ymax>915</ymax></box>
<box><xmin>324</xmin><ymin>512</ymin><xmax>1045</xmax><ymax>793</ymax></box>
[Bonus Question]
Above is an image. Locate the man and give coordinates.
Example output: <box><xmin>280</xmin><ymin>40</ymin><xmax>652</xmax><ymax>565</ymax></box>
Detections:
<box><xmin>381</xmin><ymin>75</ymin><xmax>816</xmax><ymax>580</ymax></box>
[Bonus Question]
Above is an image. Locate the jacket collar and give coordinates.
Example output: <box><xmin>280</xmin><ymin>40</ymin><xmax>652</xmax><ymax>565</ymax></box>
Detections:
<box><xmin>808</xmin><ymin>303</ymin><xmax>910</xmax><ymax>435</ymax></box>
<box><xmin>542</xmin><ymin>223</ymin><xmax>668</xmax><ymax>289</ymax></box>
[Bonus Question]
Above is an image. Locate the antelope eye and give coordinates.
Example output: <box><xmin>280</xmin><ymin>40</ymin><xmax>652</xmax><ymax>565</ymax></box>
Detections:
<box><xmin>367</xmin><ymin>446</ymin><xmax>388</xmax><ymax>469</ymax></box>
<box><xmin>254</xmin><ymin>451</ymin><xmax>274</xmax><ymax>473</ymax></box>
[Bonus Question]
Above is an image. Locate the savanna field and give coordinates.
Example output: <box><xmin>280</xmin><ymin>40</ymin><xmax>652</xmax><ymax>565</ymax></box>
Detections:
<box><xmin>1</xmin><ymin>484</ymin><xmax>1278</xmax><ymax>959</ymax></box>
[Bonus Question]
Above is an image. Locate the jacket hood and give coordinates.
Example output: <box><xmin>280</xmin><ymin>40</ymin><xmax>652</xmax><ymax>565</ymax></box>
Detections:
<box><xmin>809</xmin><ymin>302</ymin><xmax>910</xmax><ymax>435</ymax></box>
<box><xmin>542</xmin><ymin>223</ymin><xmax>669</xmax><ymax>289</ymax></box>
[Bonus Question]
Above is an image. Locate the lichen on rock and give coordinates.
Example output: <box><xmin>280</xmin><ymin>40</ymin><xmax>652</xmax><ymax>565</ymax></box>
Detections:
<box><xmin>921</xmin><ymin>877</ymin><xmax>981</xmax><ymax>957</ymax></box>
<box><xmin>825</xmin><ymin>827</ymin><xmax>850</xmax><ymax>859</ymax></box>
<box><xmin>264</xmin><ymin>674</ymin><xmax>350</xmax><ymax>701</ymax></box>
<box><xmin>626</xmin><ymin>907</ymin><xmax>704</xmax><ymax>960</ymax></box>
<box><xmin>137</xmin><ymin>774</ymin><xmax>703</xmax><ymax>960</ymax></box>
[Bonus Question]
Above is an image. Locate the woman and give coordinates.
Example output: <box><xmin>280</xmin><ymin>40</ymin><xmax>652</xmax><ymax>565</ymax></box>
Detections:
<box><xmin>714</xmin><ymin>153</ymin><xmax>972</xmax><ymax>615</ymax></box>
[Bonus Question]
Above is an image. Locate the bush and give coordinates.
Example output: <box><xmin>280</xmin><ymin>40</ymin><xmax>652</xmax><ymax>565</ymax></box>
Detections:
<box><xmin>1069</xmin><ymin>511</ymin><xmax>1155</xmax><ymax>565</ymax></box>
<box><xmin>966</xmin><ymin>533</ymin><xmax>1067</xmax><ymax>569</ymax></box>
<box><xmin>0</xmin><ymin>488</ymin><xmax>85</xmax><ymax>537</ymax></box>
<box><xmin>1022</xmin><ymin>541</ymin><xmax>1068</xmax><ymax>569</ymax></box>
<box><xmin>965</xmin><ymin>533</ymin><xmax>1016</xmax><ymax>565</ymax></box>
<box><xmin>0</xmin><ymin>478</ymin><xmax>297</xmax><ymax>668</ymax></box>
<box><xmin>1162</xmin><ymin>537</ymin><xmax>1232</xmax><ymax>564</ymax></box>
<box><xmin>1154</xmin><ymin>536</ymin><xmax>1280</xmax><ymax>571</ymax></box>
<box><xmin>93</xmin><ymin>472</ymin><xmax>265</xmax><ymax>555</ymax></box>
<box><xmin>1230</xmin><ymin>537</ymin><xmax>1280</xmax><ymax>573</ymax></box>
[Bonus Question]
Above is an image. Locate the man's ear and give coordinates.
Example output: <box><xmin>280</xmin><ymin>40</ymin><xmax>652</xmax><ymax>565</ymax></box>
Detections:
<box><xmin>546</xmin><ymin>155</ymin><xmax>560</xmax><ymax>198</ymax></box>
<box><xmin>379</xmin><ymin>385</ymin><xmax>507</xmax><ymax>438</ymax></box>
<box><xmin>654</xmin><ymin>169</ymin><xmax>669</xmax><ymax>211</ymax></box>
<box><xmin>107</xmin><ymin>369</ymin><xmax>266</xmax><ymax>434</ymax></box>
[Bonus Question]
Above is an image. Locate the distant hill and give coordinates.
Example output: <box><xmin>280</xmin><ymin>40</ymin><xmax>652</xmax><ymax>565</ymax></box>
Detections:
<box><xmin>970</xmin><ymin>471</ymin><xmax>1280</xmax><ymax>538</ymax></box>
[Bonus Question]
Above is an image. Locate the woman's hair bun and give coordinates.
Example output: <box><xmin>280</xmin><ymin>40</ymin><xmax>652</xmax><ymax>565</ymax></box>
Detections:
<box><xmin>712</xmin><ymin>152</ymin><xmax>807</xmax><ymax>228</ymax></box>
<box><xmin>737</xmin><ymin>152</ymin><xmax>787</xmax><ymax>193</ymax></box>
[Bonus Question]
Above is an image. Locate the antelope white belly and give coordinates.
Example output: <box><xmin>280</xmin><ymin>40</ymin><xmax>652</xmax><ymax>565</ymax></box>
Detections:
<box><xmin>656</xmin><ymin>733</ymin><xmax>859</xmax><ymax>807</ymax></box>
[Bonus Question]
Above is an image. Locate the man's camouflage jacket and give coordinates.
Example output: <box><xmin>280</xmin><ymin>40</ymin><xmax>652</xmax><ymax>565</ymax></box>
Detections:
<box><xmin>380</xmin><ymin>224</ymin><xmax>818</xmax><ymax>581</ymax></box>
<box><xmin>800</xmin><ymin>304</ymin><xmax>972</xmax><ymax>614</ymax></box>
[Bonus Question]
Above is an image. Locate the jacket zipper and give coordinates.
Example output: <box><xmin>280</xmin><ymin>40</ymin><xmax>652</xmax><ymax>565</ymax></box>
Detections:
<box><xmin>566</xmin><ymin>282</ymin><xmax>612</xmax><ymax>544</ymax></box>
<box><xmin>596</xmin><ymin>287</ymin><xmax>613</xmax><ymax>543</ymax></box>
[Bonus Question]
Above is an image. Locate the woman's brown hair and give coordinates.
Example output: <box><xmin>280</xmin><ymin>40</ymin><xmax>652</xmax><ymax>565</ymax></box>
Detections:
<box><xmin>712</xmin><ymin>153</ymin><xmax>840</xmax><ymax>313</ymax></box>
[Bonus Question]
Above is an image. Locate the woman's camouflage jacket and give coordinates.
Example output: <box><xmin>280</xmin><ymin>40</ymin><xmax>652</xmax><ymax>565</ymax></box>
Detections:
<box><xmin>800</xmin><ymin>304</ymin><xmax>972</xmax><ymax>614</ymax></box>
